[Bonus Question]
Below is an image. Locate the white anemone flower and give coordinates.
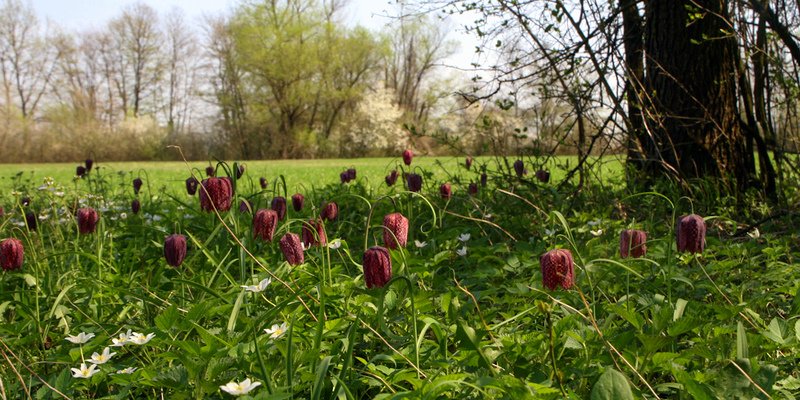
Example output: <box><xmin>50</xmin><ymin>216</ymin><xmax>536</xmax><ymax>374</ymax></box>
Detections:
<box><xmin>241</xmin><ymin>278</ymin><xmax>272</xmax><ymax>293</ymax></box>
<box><xmin>590</xmin><ymin>229</ymin><xmax>604</xmax><ymax>237</ymax></box>
<box><xmin>129</xmin><ymin>332</ymin><xmax>155</xmax><ymax>345</ymax></box>
<box><xmin>456</xmin><ymin>246</ymin><xmax>468</xmax><ymax>257</ymax></box>
<box><xmin>458</xmin><ymin>233</ymin><xmax>471</xmax><ymax>242</ymax></box>
<box><xmin>111</xmin><ymin>330</ymin><xmax>132</xmax><ymax>347</ymax></box>
<box><xmin>328</xmin><ymin>239</ymin><xmax>342</xmax><ymax>249</ymax></box>
<box><xmin>115</xmin><ymin>367</ymin><xmax>137</xmax><ymax>374</ymax></box>
<box><xmin>65</xmin><ymin>332</ymin><xmax>95</xmax><ymax>344</ymax></box>
<box><xmin>747</xmin><ymin>228</ymin><xmax>760</xmax><ymax>239</ymax></box>
<box><xmin>414</xmin><ymin>240</ymin><xmax>427</xmax><ymax>248</ymax></box>
<box><xmin>220</xmin><ymin>378</ymin><xmax>261</xmax><ymax>396</ymax></box>
<box><xmin>71</xmin><ymin>363</ymin><xmax>100</xmax><ymax>379</ymax></box>
<box><xmin>88</xmin><ymin>347</ymin><xmax>117</xmax><ymax>364</ymax></box>
<box><xmin>264</xmin><ymin>322</ymin><xmax>289</xmax><ymax>339</ymax></box>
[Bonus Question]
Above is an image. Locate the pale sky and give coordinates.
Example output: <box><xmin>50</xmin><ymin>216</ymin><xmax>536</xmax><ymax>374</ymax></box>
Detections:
<box><xmin>29</xmin><ymin>0</ymin><xmax>480</xmax><ymax>70</ymax></box>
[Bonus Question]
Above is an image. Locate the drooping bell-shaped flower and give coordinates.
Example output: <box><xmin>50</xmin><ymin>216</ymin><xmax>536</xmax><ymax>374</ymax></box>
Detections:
<box><xmin>536</xmin><ymin>169</ymin><xmax>550</xmax><ymax>183</ymax></box>
<box><xmin>321</xmin><ymin>202</ymin><xmax>338</xmax><ymax>221</ymax></box>
<box><xmin>468</xmin><ymin>183</ymin><xmax>478</xmax><ymax>196</ymax></box>
<box><xmin>385</xmin><ymin>170</ymin><xmax>398</xmax><ymax>186</ymax></box>
<box><xmin>76</xmin><ymin>166</ymin><xmax>86</xmax><ymax>177</ymax></box>
<box><xmin>480</xmin><ymin>172</ymin><xmax>487</xmax><ymax>187</ymax></box>
<box><xmin>205</xmin><ymin>166</ymin><xmax>215</xmax><ymax>177</ymax></box>
<box><xmin>382</xmin><ymin>213</ymin><xmax>409</xmax><ymax>250</ymax></box>
<box><xmin>0</xmin><ymin>238</ymin><xmax>24</xmax><ymax>271</ymax></box>
<box><xmin>619</xmin><ymin>229</ymin><xmax>647</xmax><ymax>258</ymax></box>
<box><xmin>292</xmin><ymin>193</ymin><xmax>304</xmax><ymax>212</ymax></box>
<box><xmin>540</xmin><ymin>249</ymin><xmax>575</xmax><ymax>290</ymax></box>
<box><xmin>131</xmin><ymin>199</ymin><xmax>141</xmax><ymax>214</ymax></box>
<box><xmin>259</xmin><ymin>177</ymin><xmax>268</xmax><ymax>189</ymax></box>
<box><xmin>279</xmin><ymin>233</ymin><xmax>304</xmax><ymax>265</ymax></box>
<box><xmin>77</xmin><ymin>208</ymin><xmax>99</xmax><ymax>234</ymax></box>
<box><xmin>439</xmin><ymin>183</ymin><xmax>452</xmax><ymax>200</ymax></box>
<box><xmin>164</xmin><ymin>234</ymin><xmax>187</xmax><ymax>267</ymax></box>
<box><xmin>402</xmin><ymin>149</ymin><xmax>413</xmax><ymax>166</ymax></box>
<box><xmin>363</xmin><ymin>246</ymin><xmax>392</xmax><ymax>289</ymax></box>
<box><xmin>85</xmin><ymin>159</ymin><xmax>94</xmax><ymax>172</ymax></box>
<box><xmin>25</xmin><ymin>212</ymin><xmax>37</xmax><ymax>231</ymax></box>
<box><xmin>185</xmin><ymin>177</ymin><xmax>199</xmax><ymax>195</ymax></box>
<box><xmin>465</xmin><ymin>157</ymin><xmax>473</xmax><ymax>170</ymax></box>
<box><xmin>199</xmin><ymin>177</ymin><xmax>233</xmax><ymax>212</ymax></box>
<box><xmin>271</xmin><ymin>196</ymin><xmax>287</xmax><ymax>220</ymax></box>
<box><xmin>236</xmin><ymin>163</ymin><xmax>245</xmax><ymax>179</ymax></box>
<box><xmin>407</xmin><ymin>173</ymin><xmax>422</xmax><ymax>192</ymax></box>
<box><xmin>676</xmin><ymin>214</ymin><xmax>706</xmax><ymax>254</ymax></box>
<box><xmin>513</xmin><ymin>160</ymin><xmax>525</xmax><ymax>177</ymax></box>
<box><xmin>252</xmin><ymin>209</ymin><xmax>278</xmax><ymax>242</ymax></box>
<box><xmin>302</xmin><ymin>218</ymin><xmax>327</xmax><ymax>248</ymax></box>
<box><xmin>133</xmin><ymin>178</ymin><xmax>143</xmax><ymax>195</ymax></box>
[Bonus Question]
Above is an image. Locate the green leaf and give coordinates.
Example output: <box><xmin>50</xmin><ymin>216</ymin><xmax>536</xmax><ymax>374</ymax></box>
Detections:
<box><xmin>737</xmin><ymin>321</ymin><xmax>748</xmax><ymax>359</ymax></box>
<box><xmin>155</xmin><ymin>305</ymin><xmax>180</xmax><ymax>332</ymax></box>
<box><xmin>22</xmin><ymin>273</ymin><xmax>36</xmax><ymax>287</ymax></box>
<box><xmin>795</xmin><ymin>320</ymin><xmax>800</xmax><ymax>342</ymax></box>
<box><xmin>590</xmin><ymin>367</ymin><xmax>634</xmax><ymax>400</ymax></box>
<box><xmin>763</xmin><ymin>318</ymin><xmax>790</xmax><ymax>345</ymax></box>
<box><xmin>673</xmin><ymin>298</ymin><xmax>688</xmax><ymax>321</ymax></box>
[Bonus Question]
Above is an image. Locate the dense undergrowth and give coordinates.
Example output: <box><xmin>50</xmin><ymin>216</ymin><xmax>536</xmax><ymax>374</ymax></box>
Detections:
<box><xmin>0</xmin><ymin>157</ymin><xmax>799</xmax><ymax>399</ymax></box>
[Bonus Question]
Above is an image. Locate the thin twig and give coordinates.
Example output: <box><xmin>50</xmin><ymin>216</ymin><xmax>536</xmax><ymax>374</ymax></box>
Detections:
<box><xmin>360</xmin><ymin>320</ymin><xmax>427</xmax><ymax>379</ymax></box>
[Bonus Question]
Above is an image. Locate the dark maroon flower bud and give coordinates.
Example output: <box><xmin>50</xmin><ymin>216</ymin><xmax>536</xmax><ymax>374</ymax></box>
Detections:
<box><xmin>85</xmin><ymin>159</ymin><xmax>94</xmax><ymax>172</ymax></box>
<box><xmin>199</xmin><ymin>177</ymin><xmax>233</xmax><ymax>212</ymax></box>
<box><xmin>385</xmin><ymin>170</ymin><xmax>398</xmax><ymax>186</ymax></box>
<box><xmin>677</xmin><ymin>214</ymin><xmax>706</xmax><ymax>254</ymax></box>
<box><xmin>279</xmin><ymin>233</ymin><xmax>304</xmax><ymax>265</ymax></box>
<box><xmin>540</xmin><ymin>249</ymin><xmax>574</xmax><ymax>290</ymax></box>
<box><xmin>465</xmin><ymin>157</ymin><xmax>473</xmax><ymax>170</ymax></box>
<box><xmin>164</xmin><ymin>234</ymin><xmax>187</xmax><ymax>267</ymax></box>
<box><xmin>0</xmin><ymin>238</ymin><xmax>24</xmax><ymax>271</ymax></box>
<box><xmin>620</xmin><ymin>229</ymin><xmax>647</xmax><ymax>258</ymax></box>
<box><xmin>321</xmin><ymin>202</ymin><xmax>338</xmax><ymax>221</ymax></box>
<box><xmin>271</xmin><ymin>196</ymin><xmax>287</xmax><ymax>220</ymax></box>
<box><xmin>185</xmin><ymin>177</ymin><xmax>199</xmax><ymax>195</ymax></box>
<box><xmin>236</xmin><ymin>164</ymin><xmax>245</xmax><ymax>179</ymax></box>
<box><xmin>131</xmin><ymin>199</ymin><xmax>141</xmax><ymax>214</ymax></box>
<box><xmin>513</xmin><ymin>160</ymin><xmax>525</xmax><ymax>177</ymax></box>
<box><xmin>340</xmin><ymin>171</ymin><xmax>350</xmax><ymax>184</ymax></box>
<box><xmin>0</xmin><ymin>207</ymin><xmax>4</xmax><ymax>217</ymax></box>
<box><xmin>76</xmin><ymin>207</ymin><xmax>99</xmax><ymax>234</ymax></box>
<box><xmin>133</xmin><ymin>178</ymin><xmax>143</xmax><ymax>195</ymax></box>
<box><xmin>205</xmin><ymin>166</ymin><xmax>215</xmax><ymax>177</ymax></box>
<box><xmin>20</xmin><ymin>197</ymin><xmax>31</xmax><ymax>207</ymax></box>
<box><xmin>480</xmin><ymin>172</ymin><xmax>487</xmax><ymax>187</ymax></box>
<box><xmin>536</xmin><ymin>169</ymin><xmax>550</xmax><ymax>183</ymax></box>
<box><xmin>25</xmin><ymin>212</ymin><xmax>37</xmax><ymax>231</ymax></box>
<box><xmin>302</xmin><ymin>218</ymin><xmax>327</xmax><ymax>247</ymax></box>
<box><xmin>76</xmin><ymin>166</ymin><xmax>86</xmax><ymax>177</ymax></box>
<box><xmin>382</xmin><ymin>213</ymin><xmax>408</xmax><ymax>249</ymax></box>
<box><xmin>292</xmin><ymin>193</ymin><xmax>304</xmax><ymax>212</ymax></box>
<box><xmin>407</xmin><ymin>173</ymin><xmax>422</xmax><ymax>192</ymax></box>
<box><xmin>402</xmin><ymin>149</ymin><xmax>413</xmax><ymax>166</ymax></box>
<box><xmin>468</xmin><ymin>183</ymin><xmax>478</xmax><ymax>196</ymax></box>
<box><xmin>239</xmin><ymin>199</ymin><xmax>252</xmax><ymax>214</ymax></box>
<box><xmin>252</xmin><ymin>209</ymin><xmax>278</xmax><ymax>242</ymax></box>
<box><xmin>259</xmin><ymin>177</ymin><xmax>268</xmax><ymax>189</ymax></box>
<box><xmin>363</xmin><ymin>246</ymin><xmax>392</xmax><ymax>289</ymax></box>
<box><xmin>440</xmin><ymin>183</ymin><xmax>452</xmax><ymax>200</ymax></box>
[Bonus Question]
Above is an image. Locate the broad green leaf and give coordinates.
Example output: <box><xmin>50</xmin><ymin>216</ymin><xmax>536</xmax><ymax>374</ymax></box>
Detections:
<box><xmin>673</xmin><ymin>298</ymin><xmax>688</xmax><ymax>321</ymax></box>
<box><xmin>590</xmin><ymin>367</ymin><xmax>634</xmax><ymax>400</ymax></box>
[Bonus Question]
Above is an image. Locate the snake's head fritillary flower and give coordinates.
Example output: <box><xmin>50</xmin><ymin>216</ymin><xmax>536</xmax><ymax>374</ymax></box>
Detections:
<box><xmin>279</xmin><ymin>233</ymin><xmax>304</xmax><ymax>265</ymax></box>
<box><xmin>382</xmin><ymin>213</ymin><xmax>408</xmax><ymax>249</ymax></box>
<box><xmin>540</xmin><ymin>249</ymin><xmax>575</xmax><ymax>290</ymax></box>
<box><xmin>252</xmin><ymin>209</ymin><xmax>278</xmax><ymax>242</ymax></box>
<box><xmin>76</xmin><ymin>208</ymin><xmax>99</xmax><ymax>234</ymax></box>
<box><xmin>0</xmin><ymin>238</ymin><xmax>24</xmax><ymax>271</ymax></box>
<box><xmin>132</xmin><ymin>178</ymin><xmax>143</xmax><ymax>194</ymax></box>
<box><xmin>677</xmin><ymin>214</ymin><xmax>706</xmax><ymax>254</ymax></box>
<box><xmin>402</xmin><ymin>149</ymin><xmax>413</xmax><ymax>166</ymax></box>
<box><xmin>164</xmin><ymin>234</ymin><xmax>187</xmax><ymax>267</ymax></box>
<box><xmin>363</xmin><ymin>246</ymin><xmax>392</xmax><ymax>289</ymax></box>
<box><xmin>620</xmin><ymin>229</ymin><xmax>647</xmax><ymax>258</ymax></box>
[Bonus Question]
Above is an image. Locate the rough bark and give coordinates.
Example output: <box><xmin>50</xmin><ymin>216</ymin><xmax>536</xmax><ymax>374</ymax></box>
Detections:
<box><xmin>642</xmin><ymin>0</ymin><xmax>755</xmax><ymax>191</ymax></box>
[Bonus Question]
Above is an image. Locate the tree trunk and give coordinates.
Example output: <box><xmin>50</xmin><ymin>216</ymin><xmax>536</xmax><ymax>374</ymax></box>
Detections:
<box><xmin>620</xmin><ymin>0</ymin><xmax>647</xmax><ymax>170</ymax></box>
<box><xmin>642</xmin><ymin>0</ymin><xmax>755</xmax><ymax>192</ymax></box>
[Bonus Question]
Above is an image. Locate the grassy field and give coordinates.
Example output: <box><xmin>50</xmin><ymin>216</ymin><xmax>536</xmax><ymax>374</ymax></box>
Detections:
<box><xmin>9</xmin><ymin>153</ymin><xmax>795</xmax><ymax>399</ymax></box>
<box><xmin>0</xmin><ymin>155</ymin><xmax>625</xmax><ymax>196</ymax></box>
